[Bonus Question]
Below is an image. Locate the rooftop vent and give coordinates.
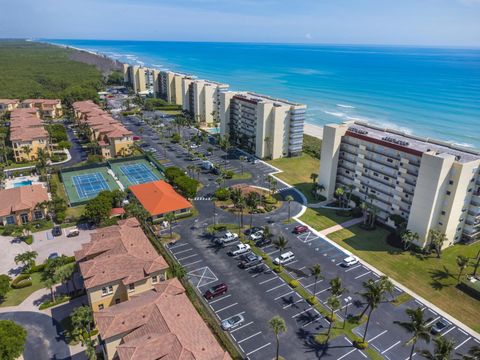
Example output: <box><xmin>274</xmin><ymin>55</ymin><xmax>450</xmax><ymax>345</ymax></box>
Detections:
<box><xmin>348</xmin><ymin>127</ymin><xmax>368</xmax><ymax>135</ymax></box>
<box><xmin>382</xmin><ymin>136</ymin><xmax>409</xmax><ymax>146</ymax></box>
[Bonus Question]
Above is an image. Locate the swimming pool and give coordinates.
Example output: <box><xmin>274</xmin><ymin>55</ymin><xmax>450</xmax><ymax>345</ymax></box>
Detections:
<box><xmin>13</xmin><ymin>180</ymin><xmax>33</xmax><ymax>188</ymax></box>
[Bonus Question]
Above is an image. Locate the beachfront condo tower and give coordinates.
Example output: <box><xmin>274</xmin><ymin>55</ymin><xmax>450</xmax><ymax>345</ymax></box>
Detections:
<box><xmin>219</xmin><ymin>92</ymin><xmax>306</xmax><ymax>160</ymax></box>
<box><xmin>318</xmin><ymin>121</ymin><xmax>480</xmax><ymax>249</ymax></box>
<box><xmin>154</xmin><ymin>70</ymin><xmax>187</xmax><ymax>106</ymax></box>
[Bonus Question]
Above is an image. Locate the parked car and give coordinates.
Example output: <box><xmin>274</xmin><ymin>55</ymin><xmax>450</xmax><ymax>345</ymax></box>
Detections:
<box><xmin>228</xmin><ymin>243</ymin><xmax>251</xmax><ymax>256</ymax></box>
<box><xmin>203</xmin><ymin>283</ymin><xmax>228</xmax><ymax>300</ymax></box>
<box><xmin>66</xmin><ymin>227</ymin><xmax>79</xmax><ymax>237</ymax></box>
<box><xmin>342</xmin><ymin>256</ymin><xmax>359</xmax><ymax>267</ymax></box>
<box><xmin>52</xmin><ymin>225</ymin><xmax>62</xmax><ymax>237</ymax></box>
<box><xmin>221</xmin><ymin>314</ymin><xmax>245</xmax><ymax>331</ymax></box>
<box><xmin>255</xmin><ymin>237</ymin><xmax>272</xmax><ymax>247</ymax></box>
<box><xmin>215</xmin><ymin>232</ymin><xmax>239</xmax><ymax>245</ymax></box>
<box><xmin>244</xmin><ymin>227</ymin><xmax>263</xmax><ymax>236</ymax></box>
<box><xmin>211</xmin><ymin>167</ymin><xmax>221</xmax><ymax>175</ymax></box>
<box><xmin>249</xmin><ymin>230</ymin><xmax>264</xmax><ymax>241</ymax></box>
<box><xmin>431</xmin><ymin>319</ymin><xmax>449</xmax><ymax>334</ymax></box>
<box><xmin>293</xmin><ymin>225</ymin><xmax>308</xmax><ymax>234</ymax></box>
<box><xmin>48</xmin><ymin>252</ymin><xmax>59</xmax><ymax>260</ymax></box>
<box><xmin>273</xmin><ymin>251</ymin><xmax>295</xmax><ymax>265</ymax></box>
<box><xmin>239</xmin><ymin>253</ymin><xmax>263</xmax><ymax>269</ymax></box>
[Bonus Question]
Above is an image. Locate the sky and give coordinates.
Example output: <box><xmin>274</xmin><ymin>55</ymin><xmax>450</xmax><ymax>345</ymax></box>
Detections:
<box><xmin>1</xmin><ymin>0</ymin><xmax>480</xmax><ymax>46</ymax></box>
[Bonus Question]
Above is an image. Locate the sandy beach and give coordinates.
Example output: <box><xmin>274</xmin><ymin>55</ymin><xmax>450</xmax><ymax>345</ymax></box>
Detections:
<box><xmin>304</xmin><ymin>123</ymin><xmax>324</xmax><ymax>139</ymax></box>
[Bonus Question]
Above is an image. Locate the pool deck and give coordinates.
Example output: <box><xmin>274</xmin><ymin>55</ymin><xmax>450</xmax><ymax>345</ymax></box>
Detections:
<box><xmin>4</xmin><ymin>175</ymin><xmax>45</xmax><ymax>190</ymax></box>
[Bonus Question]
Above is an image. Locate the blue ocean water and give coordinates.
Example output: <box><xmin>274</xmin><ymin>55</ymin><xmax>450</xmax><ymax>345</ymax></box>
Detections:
<box><xmin>47</xmin><ymin>39</ymin><xmax>480</xmax><ymax>148</ymax></box>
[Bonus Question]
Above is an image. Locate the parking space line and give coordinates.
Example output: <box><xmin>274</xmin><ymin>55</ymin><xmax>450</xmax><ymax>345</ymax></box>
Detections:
<box><xmin>457</xmin><ymin>328</ymin><xmax>468</xmax><ymax>336</ymax></box>
<box><xmin>214</xmin><ymin>302</ymin><xmax>238</xmax><ymax>313</ymax></box>
<box><xmin>454</xmin><ymin>337</ymin><xmax>471</xmax><ymax>350</ymax></box>
<box><xmin>292</xmin><ymin>307</ymin><xmax>313</xmax><ymax>318</ymax></box>
<box><xmin>283</xmin><ymin>298</ymin><xmax>305</xmax><ymax>309</ymax></box>
<box><xmin>182</xmin><ymin>259</ymin><xmax>203</xmax><ymax>267</ymax></box>
<box><xmin>238</xmin><ymin>331</ymin><xmax>262</xmax><ymax>344</ymax></box>
<box><xmin>230</xmin><ymin>321</ymin><xmax>254</xmax><ymax>333</ymax></box>
<box><xmin>354</xmin><ymin>271</ymin><xmax>371</xmax><ymax>279</ymax></box>
<box><xmin>267</xmin><ymin>249</ymin><xmax>280</xmax><ymax>256</ymax></box>
<box><xmin>337</xmin><ymin>348</ymin><xmax>357</xmax><ymax>360</ymax></box>
<box><xmin>209</xmin><ymin>294</ymin><xmax>232</xmax><ymax>305</ymax></box>
<box><xmin>178</xmin><ymin>253</ymin><xmax>198</xmax><ymax>261</ymax></box>
<box><xmin>169</xmin><ymin>243</ymin><xmax>188</xmax><ymax>249</ymax></box>
<box><xmin>315</xmin><ymin>286</ymin><xmax>331</xmax><ymax>295</ymax></box>
<box><xmin>302</xmin><ymin>314</ymin><xmax>322</xmax><ymax>327</ymax></box>
<box><xmin>345</xmin><ymin>264</ymin><xmax>362</xmax><ymax>272</ymax></box>
<box><xmin>246</xmin><ymin>342</ymin><xmax>271</xmax><ymax>356</ymax></box>
<box><xmin>368</xmin><ymin>330</ymin><xmax>388</xmax><ymax>342</ymax></box>
<box><xmin>426</xmin><ymin>316</ymin><xmax>440</xmax><ymax>326</ymax></box>
<box><xmin>274</xmin><ymin>290</ymin><xmax>295</xmax><ymax>300</ymax></box>
<box><xmin>382</xmin><ymin>340</ymin><xmax>401</xmax><ymax>354</ymax></box>
<box><xmin>441</xmin><ymin>327</ymin><xmax>455</xmax><ymax>336</ymax></box>
<box><xmin>304</xmin><ymin>280</ymin><xmax>323</xmax><ymax>289</ymax></box>
<box><xmin>259</xmin><ymin>277</ymin><xmax>278</xmax><ymax>285</ymax></box>
<box><xmin>173</xmin><ymin>248</ymin><xmax>193</xmax><ymax>255</ymax></box>
<box><xmin>266</xmin><ymin>283</ymin><xmax>287</xmax><ymax>292</ymax></box>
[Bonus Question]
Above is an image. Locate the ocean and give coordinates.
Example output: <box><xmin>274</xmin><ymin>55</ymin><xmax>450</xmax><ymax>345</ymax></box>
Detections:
<box><xmin>47</xmin><ymin>39</ymin><xmax>480</xmax><ymax>148</ymax></box>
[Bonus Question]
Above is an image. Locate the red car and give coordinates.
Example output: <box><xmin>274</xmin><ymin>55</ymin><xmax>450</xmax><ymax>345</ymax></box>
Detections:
<box><xmin>203</xmin><ymin>283</ymin><xmax>228</xmax><ymax>300</ymax></box>
<box><xmin>293</xmin><ymin>225</ymin><xmax>308</xmax><ymax>234</ymax></box>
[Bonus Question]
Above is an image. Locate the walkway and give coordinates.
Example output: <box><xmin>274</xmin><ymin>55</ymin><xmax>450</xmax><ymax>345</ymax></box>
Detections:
<box><xmin>319</xmin><ymin>217</ymin><xmax>363</xmax><ymax>236</ymax></box>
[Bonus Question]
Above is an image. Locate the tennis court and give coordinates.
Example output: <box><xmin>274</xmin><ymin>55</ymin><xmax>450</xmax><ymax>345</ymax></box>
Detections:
<box><xmin>110</xmin><ymin>158</ymin><xmax>163</xmax><ymax>187</ymax></box>
<box><xmin>72</xmin><ymin>172</ymin><xmax>111</xmax><ymax>199</ymax></box>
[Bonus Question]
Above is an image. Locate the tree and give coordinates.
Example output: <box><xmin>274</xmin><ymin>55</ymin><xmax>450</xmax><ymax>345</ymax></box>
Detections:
<box><xmin>14</xmin><ymin>250</ymin><xmax>38</xmax><ymax>272</ymax></box>
<box><xmin>263</xmin><ymin>225</ymin><xmax>273</xmax><ymax>244</ymax></box>
<box><xmin>269</xmin><ymin>316</ymin><xmax>286</xmax><ymax>360</ymax></box>
<box><xmin>21</xmin><ymin>145</ymin><xmax>32</xmax><ymax>161</ymax></box>
<box><xmin>472</xmin><ymin>249</ymin><xmax>480</xmax><ymax>277</ymax></box>
<box><xmin>335</xmin><ymin>187</ymin><xmax>345</xmax><ymax>208</ymax></box>
<box><xmin>55</xmin><ymin>263</ymin><xmax>76</xmax><ymax>295</ymax></box>
<box><xmin>428</xmin><ymin>229</ymin><xmax>447</xmax><ymax>258</ymax></box>
<box><xmin>239</xmin><ymin>155</ymin><xmax>247</xmax><ymax>175</ymax></box>
<box><xmin>0</xmin><ymin>320</ymin><xmax>27</xmax><ymax>360</ymax></box>
<box><xmin>285</xmin><ymin>195</ymin><xmax>294</xmax><ymax>221</ymax></box>
<box><xmin>310</xmin><ymin>173</ymin><xmax>318</xmax><ymax>184</ymax></box>
<box><xmin>358</xmin><ymin>279</ymin><xmax>388</xmax><ymax>342</ymax></box>
<box><xmin>84</xmin><ymin>191</ymin><xmax>116</xmax><ymax>224</ymax></box>
<box><xmin>330</xmin><ymin>277</ymin><xmax>344</xmax><ymax>298</ymax></box>
<box><xmin>245</xmin><ymin>192</ymin><xmax>261</xmax><ymax>229</ymax></box>
<box><xmin>310</xmin><ymin>264</ymin><xmax>323</xmax><ymax>296</ymax></box>
<box><xmin>274</xmin><ymin>236</ymin><xmax>289</xmax><ymax>256</ymax></box>
<box><xmin>170</xmin><ymin>262</ymin><xmax>187</xmax><ymax>279</ymax></box>
<box><xmin>70</xmin><ymin>306</ymin><xmax>94</xmax><ymax>345</ymax></box>
<box><xmin>378</xmin><ymin>276</ymin><xmax>395</xmax><ymax>302</ymax></box>
<box><xmin>394</xmin><ymin>307</ymin><xmax>432</xmax><ymax>360</ymax></box>
<box><xmin>456</xmin><ymin>255</ymin><xmax>469</xmax><ymax>284</ymax></box>
<box><xmin>401</xmin><ymin>230</ymin><xmax>419</xmax><ymax>251</ymax></box>
<box><xmin>0</xmin><ymin>274</ymin><xmax>11</xmax><ymax>300</ymax></box>
<box><xmin>420</xmin><ymin>336</ymin><xmax>454</xmax><ymax>360</ymax></box>
<box><xmin>164</xmin><ymin>213</ymin><xmax>176</xmax><ymax>239</ymax></box>
<box><xmin>326</xmin><ymin>295</ymin><xmax>341</xmax><ymax>339</ymax></box>
<box><xmin>456</xmin><ymin>345</ymin><xmax>480</xmax><ymax>360</ymax></box>
<box><xmin>44</xmin><ymin>276</ymin><xmax>57</xmax><ymax>303</ymax></box>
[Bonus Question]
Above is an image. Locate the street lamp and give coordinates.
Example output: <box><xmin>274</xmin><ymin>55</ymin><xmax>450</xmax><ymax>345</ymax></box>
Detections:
<box><xmin>343</xmin><ymin>296</ymin><xmax>352</xmax><ymax>329</ymax></box>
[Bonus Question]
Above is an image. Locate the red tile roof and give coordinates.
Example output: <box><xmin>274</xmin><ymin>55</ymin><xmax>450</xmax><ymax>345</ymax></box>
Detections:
<box><xmin>94</xmin><ymin>278</ymin><xmax>231</xmax><ymax>360</ymax></box>
<box><xmin>75</xmin><ymin>218</ymin><xmax>168</xmax><ymax>289</ymax></box>
<box><xmin>0</xmin><ymin>185</ymin><xmax>49</xmax><ymax>217</ymax></box>
<box><xmin>129</xmin><ymin>181</ymin><xmax>192</xmax><ymax>216</ymax></box>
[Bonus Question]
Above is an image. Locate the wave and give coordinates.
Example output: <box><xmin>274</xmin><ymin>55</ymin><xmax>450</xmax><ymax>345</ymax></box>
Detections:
<box><xmin>447</xmin><ymin>141</ymin><xmax>474</xmax><ymax>148</ymax></box>
<box><xmin>322</xmin><ymin>110</ymin><xmax>346</xmax><ymax>118</ymax></box>
<box><xmin>336</xmin><ymin>104</ymin><xmax>355</xmax><ymax>109</ymax></box>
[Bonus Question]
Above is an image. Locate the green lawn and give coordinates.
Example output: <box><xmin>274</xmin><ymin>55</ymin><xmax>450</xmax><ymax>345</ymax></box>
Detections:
<box><xmin>267</xmin><ymin>153</ymin><xmax>322</xmax><ymax>203</ymax></box>
<box><xmin>299</xmin><ymin>207</ymin><xmax>352</xmax><ymax>231</ymax></box>
<box><xmin>0</xmin><ymin>272</ymin><xmax>46</xmax><ymax>307</ymax></box>
<box><xmin>327</xmin><ymin>225</ymin><xmax>480</xmax><ymax>332</ymax></box>
<box><xmin>51</xmin><ymin>173</ymin><xmax>85</xmax><ymax>218</ymax></box>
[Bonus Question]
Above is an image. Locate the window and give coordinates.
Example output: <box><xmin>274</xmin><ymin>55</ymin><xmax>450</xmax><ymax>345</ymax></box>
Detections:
<box><xmin>98</xmin><ymin>304</ymin><xmax>104</xmax><ymax>310</ymax></box>
<box><xmin>468</xmin><ymin>188</ymin><xmax>472</xmax><ymax>192</ymax></box>
<box><xmin>438</xmin><ymin>222</ymin><xmax>443</xmax><ymax>226</ymax></box>
<box><xmin>6</xmin><ymin>216</ymin><xmax>15</xmax><ymax>225</ymax></box>
<box><xmin>128</xmin><ymin>283</ymin><xmax>135</xmax><ymax>292</ymax></box>
<box><xmin>441</xmin><ymin>211</ymin><xmax>446</xmax><ymax>216</ymax></box>
<box><xmin>101</xmin><ymin>285</ymin><xmax>113</xmax><ymax>296</ymax></box>
<box><xmin>446</xmin><ymin>191</ymin><xmax>451</xmax><ymax>196</ymax></box>
<box><xmin>387</xmin><ymin>158</ymin><xmax>393</xmax><ymax>163</ymax></box>
<box><xmin>449</xmin><ymin>180</ymin><xmax>454</xmax><ymax>185</ymax></box>
<box><xmin>152</xmin><ymin>275</ymin><xmax>159</xmax><ymax>284</ymax></box>
<box><xmin>115</xmin><ymin>299</ymin><xmax>121</xmax><ymax>304</ymax></box>
<box><xmin>384</xmin><ymin>176</ymin><xmax>389</xmax><ymax>180</ymax></box>
<box><xmin>373</xmin><ymin>172</ymin><xmax>379</xmax><ymax>177</ymax></box>
<box><xmin>34</xmin><ymin>210</ymin><xmax>43</xmax><ymax>220</ymax></box>
<box><xmin>345</xmin><ymin>170</ymin><xmax>350</xmax><ymax>174</ymax></box>
<box><xmin>20</xmin><ymin>213</ymin><xmax>28</xmax><ymax>224</ymax></box>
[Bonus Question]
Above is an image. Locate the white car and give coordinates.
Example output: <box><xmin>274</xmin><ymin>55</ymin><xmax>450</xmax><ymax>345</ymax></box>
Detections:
<box><xmin>273</xmin><ymin>251</ymin><xmax>295</xmax><ymax>265</ymax></box>
<box><xmin>215</xmin><ymin>231</ymin><xmax>239</xmax><ymax>245</ymax></box>
<box><xmin>342</xmin><ymin>256</ymin><xmax>359</xmax><ymax>267</ymax></box>
<box><xmin>221</xmin><ymin>314</ymin><xmax>245</xmax><ymax>331</ymax></box>
<box><xmin>249</xmin><ymin>230</ymin><xmax>264</xmax><ymax>241</ymax></box>
<box><xmin>228</xmin><ymin>243</ymin><xmax>251</xmax><ymax>256</ymax></box>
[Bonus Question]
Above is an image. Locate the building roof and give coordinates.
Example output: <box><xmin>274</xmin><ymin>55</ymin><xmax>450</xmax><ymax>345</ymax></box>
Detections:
<box><xmin>94</xmin><ymin>278</ymin><xmax>231</xmax><ymax>360</ymax></box>
<box><xmin>129</xmin><ymin>181</ymin><xmax>192</xmax><ymax>216</ymax></box>
<box><xmin>22</xmin><ymin>99</ymin><xmax>61</xmax><ymax>106</ymax></box>
<box><xmin>9</xmin><ymin>107</ymin><xmax>47</xmax><ymax>142</ymax></box>
<box><xmin>0</xmin><ymin>185</ymin><xmax>49</xmax><ymax>217</ymax></box>
<box><xmin>75</xmin><ymin>218</ymin><xmax>168</xmax><ymax>289</ymax></box>
<box><xmin>10</xmin><ymin>126</ymin><xmax>48</xmax><ymax>142</ymax></box>
<box><xmin>0</xmin><ymin>99</ymin><xmax>19</xmax><ymax>105</ymax></box>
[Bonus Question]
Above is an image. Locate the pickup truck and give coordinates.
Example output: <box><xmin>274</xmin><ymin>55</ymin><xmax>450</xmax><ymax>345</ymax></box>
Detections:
<box><xmin>215</xmin><ymin>232</ymin><xmax>239</xmax><ymax>245</ymax></box>
<box><xmin>228</xmin><ymin>243</ymin><xmax>251</xmax><ymax>256</ymax></box>
<box><xmin>239</xmin><ymin>253</ymin><xmax>263</xmax><ymax>269</ymax></box>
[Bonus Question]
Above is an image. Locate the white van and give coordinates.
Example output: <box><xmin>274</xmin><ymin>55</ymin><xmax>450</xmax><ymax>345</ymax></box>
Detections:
<box><xmin>273</xmin><ymin>251</ymin><xmax>295</xmax><ymax>265</ymax></box>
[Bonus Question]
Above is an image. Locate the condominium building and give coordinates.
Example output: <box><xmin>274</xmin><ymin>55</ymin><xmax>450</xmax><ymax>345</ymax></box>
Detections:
<box><xmin>219</xmin><ymin>91</ymin><xmax>305</xmax><ymax>159</ymax></box>
<box><xmin>9</xmin><ymin>107</ymin><xmax>49</xmax><ymax>162</ymax></box>
<box><xmin>75</xmin><ymin>218</ymin><xmax>169</xmax><ymax>311</ymax></box>
<box><xmin>154</xmin><ymin>70</ymin><xmax>187</xmax><ymax>105</ymax></box>
<box><xmin>21</xmin><ymin>99</ymin><xmax>63</xmax><ymax>118</ymax></box>
<box><xmin>123</xmin><ymin>64</ymin><xmax>151</xmax><ymax>94</ymax></box>
<box><xmin>0</xmin><ymin>185</ymin><xmax>49</xmax><ymax>225</ymax></box>
<box><xmin>0</xmin><ymin>99</ymin><xmax>19</xmax><ymax>113</ymax></box>
<box><xmin>72</xmin><ymin>101</ymin><xmax>134</xmax><ymax>159</ymax></box>
<box><xmin>182</xmin><ymin>79</ymin><xmax>229</xmax><ymax>126</ymax></box>
<box><xmin>318</xmin><ymin>121</ymin><xmax>480</xmax><ymax>248</ymax></box>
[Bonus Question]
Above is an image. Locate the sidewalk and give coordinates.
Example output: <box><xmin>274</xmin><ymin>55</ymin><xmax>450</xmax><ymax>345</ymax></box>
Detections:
<box><xmin>319</xmin><ymin>217</ymin><xmax>363</xmax><ymax>236</ymax></box>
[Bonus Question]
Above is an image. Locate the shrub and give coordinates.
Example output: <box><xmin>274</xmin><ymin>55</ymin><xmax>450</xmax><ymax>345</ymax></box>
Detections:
<box><xmin>22</xmin><ymin>235</ymin><xmax>33</xmax><ymax>245</ymax></box>
<box><xmin>314</xmin><ymin>333</ymin><xmax>328</xmax><ymax>345</ymax></box>
<box><xmin>261</xmin><ymin>254</ymin><xmax>268</xmax><ymax>260</ymax></box>
<box><xmin>29</xmin><ymin>264</ymin><xmax>45</xmax><ymax>273</ymax></box>
<box><xmin>1</xmin><ymin>224</ymin><xmax>17</xmax><ymax>236</ymax></box>
<box><xmin>307</xmin><ymin>296</ymin><xmax>318</xmax><ymax>305</ymax></box>
<box><xmin>353</xmin><ymin>340</ymin><xmax>369</xmax><ymax>349</ymax></box>
<box><xmin>39</xmin><ymin>295</ymin><xmax>70</xmax><ymax>310</ymax></box>
<box><xmin>325</xmin><ymin>314</ymin><xmax>335</xmax><ymax>322</ymax></box>
<box><xmin>289</xmin><ymin>279</ymin><xmax>299</xmax><ymax>288</ymax></box>
<box><xmin>264</xmin><ymin>195</ymin><xmax>277</xmax><ymax>205</ymax></box>
<box><xmin>214</xmin><ymin>188</ymin><xmax>230</xmax><ymax>201</ymax></box>
<box><xmin>273</xmin><ymin>266</ymin><xmax>284</xmax><ymax>273</ymax></box>
<box><xmin>11</xmin><ymin>274</ymin><xmax>32</xmax><ymax>289</ymax></box>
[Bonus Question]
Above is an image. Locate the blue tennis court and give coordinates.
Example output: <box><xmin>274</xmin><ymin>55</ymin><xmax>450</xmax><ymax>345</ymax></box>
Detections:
<box><xmin>119</xmin><ymin>163</ymin><xmax>160</xmax><ymax>185</ymax></box>
<box><xmin>72</xmin><ymin>172</ymin><xmax>111</xmax><ymax>199</ymax></box>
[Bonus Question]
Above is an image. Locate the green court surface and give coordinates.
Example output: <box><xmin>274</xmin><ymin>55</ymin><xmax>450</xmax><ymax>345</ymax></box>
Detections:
<box><xmin>109</xmin><ymin>158</ymin><xmax>164</xmax><ymax>188</ymax></box>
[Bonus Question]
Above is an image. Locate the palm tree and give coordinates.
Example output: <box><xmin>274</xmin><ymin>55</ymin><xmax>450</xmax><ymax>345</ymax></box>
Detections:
<box><xmin>401</xmin><ymin>230</ymin><xmax>419</xmax><ymax>251</ymax></box>
<box><xmin>428</xmin><ymin>229</ymin><xmax>447</xmax><ymax>258</ymax></box>
<box><xmin>274</xmin><ymin>236</ymin><xmax>289</xmax><ymax>256</ymax></box>
<box><xmin>285</xmin><ymin>195</ymin><xmax>294</xmax><ymax>221</ymax></box>
<box><xmin>21</xmin><ymin>145</ymin><xmax>33</xmax><ymax>161</ymax></box>
<box><xmin>456</xmin><ymin>345</ymin><xmax>480</xmax><ymax>360</ymax></box>
<box><xmin>358</xmin><ymin>279</ymin><xmax>387</xmax><ymax>342</ymax></box>
<box><xmin>245</xmin><ymin>192</ymin><xmax>260</xmax><ymax>229</ymax></box>
<box><xmin>330</xmin><ymin>277</ymin><xmax>344</xmax><ymax>297</ymax></box>
<box><xmin>378</xmin><ymin>276</ymin><xmax>395</xmax><ymax>302</ymax></box>
<box><xmin>239</xmin><ymin>155</ymin><xmax>247</xmax><ymax>174</ymax></box>
<box><xmin>394</xmin><ymin>307</ymin><xmax>432</xmax><ymax>360</ymax></box>
<box><xmin>263</xmin><ymin>225</ymin><xmax>273</xmax><ymax>244</ymax></box>
<box><xmin>420</xmin><ymin>336</ymin><xmax>455</xmax><ymax>360</ymax></box>
<box><xmin>264</xmin><ymin>136</ymin><xmax>271</xmax><ymax>158</ymax></box>
<box><xmin>265</xmin><ymin>176</ymin><xmax>272</xmax><ymax>192</ymax></box>
<box><xmin>335</xmin><ymin>187</ymin><xmax>345</xmax><ymax>208</ymax></box>
<box><xmin>472</xmin><ymin>249</ymin><xmax>480</xmax><ymax>277</ymax></box>
<box><xmin>310</xmin><ymin>173</ymin><xmax>318</xmax><ymax>184</ymax></box>
<box><xmin>326</xmin><ymin>295</ymin><xmax>341</xmax><ymax>338</ymax></box>
<box><xmin>45</xmin><ymin>276</ymin><xmax>57</xmax><ymax>302</ymax></box>
<box><xmin>456</xmin><ymin>255</ymin><xmax>469</xmax><ymax>284</ymax></box>
<box><xmin>310</xmin><ymin>264</ymin><xmax>323</xmax><ymax>296</ymax></box>
<box><xmin>269</xmin><ymin>316</ymin><xmax>286</xmax><ymax>360</ymax></box>
<box><xmin>271</xmin><ymin>179</ymin><xmax>278</xmax><ymax>196</ymax></box>
<box><xmin>14</xmin><ymin>251</ymin><xmax>38</xmax><ymax>272</ymax></box>
<box><xmin>164</xmin><ymin>213</ymin><xmax>176</xmax><ymax>238</ymax></box>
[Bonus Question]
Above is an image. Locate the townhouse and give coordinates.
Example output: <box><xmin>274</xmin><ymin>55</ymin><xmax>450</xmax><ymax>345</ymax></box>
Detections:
<box><xmin>219</xmin><ymin>91</ymin><xmax>306</xmax><ymax>159</ymax></box>
<box><xmin>94</xmin><ymin>278</ymin><xmax>231</xmax><ymax>360</ymax></box>
<box><xmin>0</xmin><ymin>184</ymin><xmax>49</xmax><ymax>225</ymax></box>
<box><xmin>75</xmin><ymin>218</ymin><xmax>169</xmax><ymax>311</ymax></box>
<box><xmin>21</xmin><ymin>99</ymin><xmax>63</xmax><ymax>118</ymax></box>
<box><xmin>0</xmin><ymin>99</ymin><xmax>19</xmax><ymax>113</ymax></box>
<box><xmin>318</xmin><ymin>120</ymin><xmax>480</xmax><ymax>248</ymax></box>
<box><xmin>72</xmin><ymin>100</ymin><xmax>134</xmax><ymax>159</ymax></box>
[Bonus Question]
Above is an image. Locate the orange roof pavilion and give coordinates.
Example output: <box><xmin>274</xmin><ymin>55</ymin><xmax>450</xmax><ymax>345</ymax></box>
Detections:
<box><xmin>129</xmin><ymin>180</ymin><xmax>192</xmax><ymax>217</ymax></box>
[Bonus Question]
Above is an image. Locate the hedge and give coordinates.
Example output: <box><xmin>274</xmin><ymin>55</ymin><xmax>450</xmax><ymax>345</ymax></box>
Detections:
<box><xmin>11</xmin><ymin>274</ymin><xmax>32</xmax><ymax>289</ymax></box>
<box><xmin>39</xmin><ymin>295</ymin><xmax>70</xmax><ymax>310</ymax></box>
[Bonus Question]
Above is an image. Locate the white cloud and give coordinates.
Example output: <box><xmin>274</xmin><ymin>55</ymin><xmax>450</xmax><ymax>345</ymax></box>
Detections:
<box><xmin>305</xmin><ymin>33</ymin><xmax>313</xmax><ymax>40</ymax></box>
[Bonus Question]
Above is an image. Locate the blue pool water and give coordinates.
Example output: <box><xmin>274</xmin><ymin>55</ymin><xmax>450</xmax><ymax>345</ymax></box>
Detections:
<box><xmin>47</xmin><ymin>39</ymin><xmax>480</xmax><ymax>148</ymax></box>
<box><xmin>13</xmin><ymin>180</ymin><xmax>33</xmax><ymax>188</ymax></box>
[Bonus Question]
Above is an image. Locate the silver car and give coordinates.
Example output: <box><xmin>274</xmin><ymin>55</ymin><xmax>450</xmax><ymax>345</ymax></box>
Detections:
<box><xmin>221</xmin><ymin>314</ymin><xmax>245</xmax><ymax>331</ymax></box>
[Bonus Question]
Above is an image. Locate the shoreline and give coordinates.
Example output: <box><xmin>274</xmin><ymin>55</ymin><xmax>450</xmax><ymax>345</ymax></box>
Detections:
<box><xmin>304</xmin><ymin>123</ymin><xmax>324</xmax><ymax>140</ymax></box>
